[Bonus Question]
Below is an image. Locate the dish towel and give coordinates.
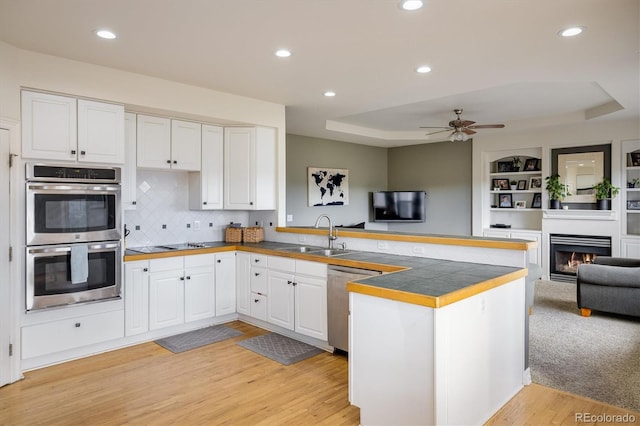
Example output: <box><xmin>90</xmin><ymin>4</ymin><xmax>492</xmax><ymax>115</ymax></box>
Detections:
<box><xmin>70</xmin><ymin>244</ymin><xmax>89</xmax><ymax>284</ymax></box>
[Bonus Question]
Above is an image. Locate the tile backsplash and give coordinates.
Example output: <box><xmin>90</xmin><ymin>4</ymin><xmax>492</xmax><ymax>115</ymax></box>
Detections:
<box><xmin>124</xmin><ymin>170</ymin><xmax>249</xmax><ymax>248</ymax></box>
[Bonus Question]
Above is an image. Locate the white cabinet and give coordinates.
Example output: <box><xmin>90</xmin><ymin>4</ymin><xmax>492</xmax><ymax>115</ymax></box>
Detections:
<box><xmin>249</xmin><ymin>254</ymin><xmax>269</xmax><ymax>321</ymax></box>
<box><xmin>21</xmin><ymin>310</ymin><xmax>124</xmax><ymax>359</ymax></box>
<box><xmin>483</xmin><ymin>228</ymin><xmax>542</xmax><ymax>265</ymax></box>
<box><xmin>21</xmin><ymin>91</ymin><xmax>124</xmax><ymax>164</ymax></box>
<box><xmin>171</xmin><ymin>120</ymin><xmax>202</xmax><ymax>171</ymax></box>
<box><xmin>149</xmin><ymin>264</ymin><xmax>185</xmax><ymax>330</ymax></box>
<box><xmin>224</xmin><ymin>127</ymin><xmax>277</xmax><ymax>210</ymax></box>
<box><xmin>136</xmin><ymin>116</ymin><xmax>201</xmax><ymax>171</ymax></box>
<box><xmin>622</xmin><ymin>139</ymin><xmax>640</xmax><ymax>238</ymax></box>
<box><xmin>214</xmin><ymin>252</ymin><xmax>237</xmax><ymax>316</ymax></box>
<box><xmin>136</xmin><ymin>114</ymin><xmax>171</xmax><ymax>169</ymax></box>
<box><xmin>266</xmin><ymin>256</ymin><xmax>328</xmax><ymax>340</ymax></box>
<box><xmin>77</xmin><ymin>99</ymin><xmax>125</xmax><ymax>164</ymax></box>
<box><xmin>236</xmin><ymin>252</ymin><xmax>251</xmax><ymax>316</ymax></box>
<box><xmin>184</xmin><ymin>254</ymin><xmax>216</xmax><ymax>322</ymax></box>
<box><xmin>124</xmin><ymin>260</ymin><xmax>149</xmax><ymax>336</ymax></box>
<box><xmin>122</xmin><ymin>113</ymin><xmax>137</xmax><ymax>210</ymax></box>
<box><xmin>621</xmin><ymin>237</ymin><xmax>640</xmax><ymax>258</ymax></box>
<box><xmin>189</xmin><ymin>124</ymin><xmax>223</xmax><ymax>210</ymax></box>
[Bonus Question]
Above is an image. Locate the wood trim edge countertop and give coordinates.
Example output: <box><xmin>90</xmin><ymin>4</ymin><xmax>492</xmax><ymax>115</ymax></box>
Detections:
<box><xmin>276</xmin><ymin>226</ymin><xmax>537</xmax><ymax>250</ymax></box>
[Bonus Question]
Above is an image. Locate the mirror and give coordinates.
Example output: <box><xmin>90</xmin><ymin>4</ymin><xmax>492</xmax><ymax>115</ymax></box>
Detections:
<box><xmin>558</xmin><ymin>152</ymin><xmax>604</xmax><ymax>203</ymax></box>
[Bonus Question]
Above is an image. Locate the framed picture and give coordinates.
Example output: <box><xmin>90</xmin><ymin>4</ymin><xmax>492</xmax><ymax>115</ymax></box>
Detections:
<box><xmin>308</xmin><ymin>167</ymin><xmax>349</xmax><ymax>206</ymax></box>
<box><xmin>523</xmin><ymin>158</ymin><xmax>540</xmax><ymax>171</ymax></box>
<box><xmin>531</xmin><ymin>193</ymin><xmax>542</xmax><ymax>208</ymax></box>
<box><xmin>517</xmin><ymin>180</ymin><xmax>527</xmax><ymax>190</ymax></box>
<box><xmin>497</xmin><ymin>161</ymin><xmax>519</xmax><ymax>173</ymax></box>
<box><xmin>498</xmin><ymin>193</ymin><xmax>513</xmax><ymax>208</ymax></box>
<box><xmin>529</xmin><ymin>177</ymin><xmax>542</xmax><ymax>189</ymax></box>
<box><xmin>492</xmin><ymin>178</ymin><xmax>510</xmax><ymax>190</ymax></box>
<box><xmin>628</xmin><ymin>200</ymin><xmax>640</xmax><ymax>210</ymax></box>
<box><xmin>514</xmin><ymin>200</ymin><xmax>526</xmax><ymax>209</ymax></box>
<box><xmin>630</xmin><ymin>152</ymin><xmax>640</xmax><ymax>167</ymax></box>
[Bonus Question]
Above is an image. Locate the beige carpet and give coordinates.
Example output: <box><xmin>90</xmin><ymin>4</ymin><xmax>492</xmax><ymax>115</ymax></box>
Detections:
<box><xmin>530</xmin><ymin>280</ymin><xmax>640</xmax><ymax>412</ymax></box>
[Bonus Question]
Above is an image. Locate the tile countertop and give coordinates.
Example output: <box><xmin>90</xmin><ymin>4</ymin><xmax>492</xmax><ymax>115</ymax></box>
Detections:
<box><xmin>124</xmin><ymin>241</ymin><xmax>527</xmax><ymax>309</ymax></box>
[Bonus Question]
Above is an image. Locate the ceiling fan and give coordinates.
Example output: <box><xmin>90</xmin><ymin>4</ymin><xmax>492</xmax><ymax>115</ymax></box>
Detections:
<box><xmin>421</xmin><ymin>108</ymin><xmax>505</xmax><ymax>141</ymax></box>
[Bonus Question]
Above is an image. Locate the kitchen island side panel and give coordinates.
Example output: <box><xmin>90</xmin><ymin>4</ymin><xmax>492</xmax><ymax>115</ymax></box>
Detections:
<box><xmin>349</xmin><ymin>292</ymin><xmax>435</xmax><ymax>425</ymax></box>
<box><xmin>349</xmin><ymin>277</ymin><xmax>525</xmax><ymax>426</ymax></box>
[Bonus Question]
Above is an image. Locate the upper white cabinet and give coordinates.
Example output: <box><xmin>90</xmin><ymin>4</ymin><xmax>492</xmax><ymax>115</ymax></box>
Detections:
<box><xmin>122</xmin><ymin>113</ymin><xmax>137</xmax><ymax>210</ymax></box>
<box><xmin>189</xmin><ymin>124</ymin><xmax>223</xmax><ymax>210</ymax></box>
<box><xmin>137</xmin><ymin>116</ymin><xmax>201</xmax><ymax>171</ymax></box>
<box><xmin>224</xmin><ymin>127</ymin><xmax>276</xmax><ymax>210</ymax></box>
<box><xmin>22</xmin><ymin>90</ymin><xmax>124</xmax><ymax>164</ymax></box>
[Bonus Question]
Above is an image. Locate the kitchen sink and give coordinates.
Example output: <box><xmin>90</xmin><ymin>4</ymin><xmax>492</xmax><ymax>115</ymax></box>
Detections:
<box><xmin>308</xmin><ymin>248</ymin><xmax>352</xmax><ymax>257</ymax></box>
<box><xmin>278</xmin><ymin>246</ymin><xmax>321</xmax><ymax>253</ymax></box>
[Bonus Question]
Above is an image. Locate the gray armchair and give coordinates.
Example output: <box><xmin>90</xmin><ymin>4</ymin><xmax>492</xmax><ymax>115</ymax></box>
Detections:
<box><xmin>576</xmin><ymin>256</ymin><xmax>640</xmax><ymax>317</ymax></box>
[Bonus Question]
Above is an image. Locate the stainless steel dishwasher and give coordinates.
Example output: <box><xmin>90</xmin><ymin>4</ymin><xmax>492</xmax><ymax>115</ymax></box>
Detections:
<box><xmin>327</xmin><ymin>265</ymin><xmax>381</xmax><ymax>353</ymax></box>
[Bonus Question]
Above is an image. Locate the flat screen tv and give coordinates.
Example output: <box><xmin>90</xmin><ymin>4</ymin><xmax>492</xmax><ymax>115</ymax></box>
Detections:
<box><xmin>372</xmin><ymin>191</ymin><xmax>426</xmax><ymax>223</ymax></box>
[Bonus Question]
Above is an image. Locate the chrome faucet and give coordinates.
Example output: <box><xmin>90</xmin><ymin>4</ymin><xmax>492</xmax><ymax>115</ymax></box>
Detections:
<box><xmin>314</xmin><ymin>214</ymin><xmax>337</xmax><ymax>249</ymax></box>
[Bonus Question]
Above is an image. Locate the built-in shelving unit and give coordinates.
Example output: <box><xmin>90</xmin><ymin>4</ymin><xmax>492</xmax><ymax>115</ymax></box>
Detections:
<box><xmin>621</xmin><ymin>140</ymin><xmax>640</xmax><ymax>257</ymax></box>
<box><xmin>483</xmin><ymin>149</ymin><xmax>543</xmax><ymax>264</ymax></box>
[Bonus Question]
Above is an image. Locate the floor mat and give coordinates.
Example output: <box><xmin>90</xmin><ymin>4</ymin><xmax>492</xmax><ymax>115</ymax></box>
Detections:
<box><xmin>237</xmin><ymin>332</ymin><xmax>323</xmax><ymax>365</ymax></box>
<box><xmin>155</xmin><ymin>324</ymin><xmax>243</xmax><ymax>353</ymax></box>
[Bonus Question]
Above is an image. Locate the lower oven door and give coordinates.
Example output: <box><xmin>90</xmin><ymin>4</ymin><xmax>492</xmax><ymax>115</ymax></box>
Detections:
<box><xmin>26</xmin><ymin>241</ymin><xmax>122</xmax><ymax>311</ymax></box>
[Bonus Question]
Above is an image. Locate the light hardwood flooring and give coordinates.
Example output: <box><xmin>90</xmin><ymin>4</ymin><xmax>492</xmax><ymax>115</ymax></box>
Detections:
<box><xmin>1</xmin><ymin>321</ymin><xmax>638</xmax><ymax>425</ymax></box>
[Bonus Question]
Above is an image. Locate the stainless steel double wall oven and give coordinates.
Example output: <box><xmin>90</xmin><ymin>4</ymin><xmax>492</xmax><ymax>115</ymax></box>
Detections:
<box><xmin>25</xmin><ymin>164</ymin><xmax>122</xmax><ymax>311</ymax></box>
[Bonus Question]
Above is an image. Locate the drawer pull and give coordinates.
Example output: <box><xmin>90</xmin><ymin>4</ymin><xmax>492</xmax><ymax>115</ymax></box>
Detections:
<box><xmin>143</xmin><ymin>268</ymin><xmax>148</xmax><ymax>272</ymax></box>
<box><xmin>75</xmin><ymin>323</ymin><xmax>81</xmax><ymax>328</ymax></box>
<box><xmin>254</xmin><ymin>299</ymin><xmax>260</xmax><ymax>303</ymax></box>
<box><xmin>254</xmin><ymin>272</ymin><xmax>260</xmax><ymax>276</ymax></box>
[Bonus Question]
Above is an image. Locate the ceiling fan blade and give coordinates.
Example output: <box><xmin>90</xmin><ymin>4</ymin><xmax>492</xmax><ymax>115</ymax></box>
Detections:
<box><xmin>462</xmin><ymin>128</ymin><xmax>477</xmax><ymax>135</ymax></box>
<box><xmin>460</xmin><ymin>120</ymin><xmax>476</xmax><ymax>127</ymax></box>
<box><xmin>425</xmin><ymin>129</ymin><xmax>453</xmax><ymax>136</ymax></box>
<box><xmin>466</xmin><ymin>124</ymin><xmax>505</xmax><ymax>129</ymax></box>
<box><xmin>420</xmin><ymin>126</ymin><xmax>452</xmax><ymax>129</ymax></box>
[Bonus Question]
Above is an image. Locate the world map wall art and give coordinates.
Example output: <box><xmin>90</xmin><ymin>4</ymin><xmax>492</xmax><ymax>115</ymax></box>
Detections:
<box><xmin>308</xmin><ymin>167</ymin><xmax>349</xmax><ymax>206</ymax></box>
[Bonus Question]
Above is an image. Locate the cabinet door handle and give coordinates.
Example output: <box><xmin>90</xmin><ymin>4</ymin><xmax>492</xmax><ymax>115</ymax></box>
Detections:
<box><xmin>203</xmin><ymin>201</ymin><xmax>207</xmax><ymax>205</ymax></box>
<box><xmin>132</xmin><ymin>201</ymin><xmax>137</xmax><ymax>205</ymax></box>
<box><xmin>180</xmin><ymin>276</ymin><xmax>185</xmax><ymax>281</ymax></box>
<box><xmin>186</xmin><ymin>276</ymin><xmax>191</xmax><ymax>280</ymax></box>
<box><xmin>254</xmin><ymin>259</ymin><xmax>260</xmax><ymax>263</ymax></box>
<box><xmin>287</xmin><ymin>280</ymin><xmax>293</xmax><ymax>285</ymax></box>
<box><xmin>166</xmin><ymin>160</ymin><xmax>171</xmax><ymax>164</ymax></box>
<box><xmin>71</xmin><ymin>150</ymin><xmax>76</xmax><ymax>155</ymax></box>
<box><xmin>292</xmin><ymin>282</ymin><xmax>297</xmax><ymax>286</ymax></box>
<box><xmin>254</xmin><ymin>272</ymin><xmax>260</xmax><ymax>276</ymax></box>
<box><xmin>217</xmin><ymin>259</ymin><xmax>221</xmax><ymax>263</ymax></box>
<box><xmin>173</xmin><ymin>160</ymin><xmax>177</xmax><ymax>164</ymax></box>
<box><xmin>80</xmin><ymin>150</ymin><xmax>86</xmax><ymax>155</ymax></box>
<box><xmin>143</xmin><ymin>268</ymin><xmax>148</xmax><ymax>272</ymax></box>
<box><xmin>254</xmin><ymin>299</ymin><xmax>260</xmax><ymax>303</ymax></box>
<box><xmin>75</xmin><ymin>322</ymin><xmax>81</xmax><ymax>328</ymax></box>
<box><xmin>250</xmin><ymin>202</ymin><xmax>254</xmax><ymax>205</ymax></box>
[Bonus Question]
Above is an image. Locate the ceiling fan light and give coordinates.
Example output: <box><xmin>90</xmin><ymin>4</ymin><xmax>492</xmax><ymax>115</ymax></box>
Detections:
<box><xmin>399</xmin><ymin>0</ymin><xmax>424</xmax><ymax>11</ymax></box>
<box><xmin>449</xmin><ymin>131</ymin><xmax>468</xmax><ymax>142</ymax></box>
<box><xmin>558</xmin><ymin>26</ymin><xmax>584</xmax><ymax>37</ymax></box>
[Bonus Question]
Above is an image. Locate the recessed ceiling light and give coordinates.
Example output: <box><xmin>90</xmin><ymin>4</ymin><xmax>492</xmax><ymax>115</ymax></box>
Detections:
<box><xmin>558</xmin><ymin>26</ymin><xmax>584</xmax><ymax>37</ymax></box>
<box><xmin>275</xmin><ymin>49</ymin><xmax>292</xmax><ymax>58</ymax></box>
<box><xmin>399</xmin><ymin>0</ymin><xmax>424</xmax><ymax>11</ymax></box>
<box><xmin>416</xmin><ymin>65</ymin><xmax>432</xmax><ymax>74</ymax></box>
<box><xmin>95</xmin><ymin>29</ymin><xmax>116</xmax><ymax>40</ymax></box>
<box><xmin>323</xmin><ymin>91</ymin><xmax>336</xmax><ymax>97</ymax></box>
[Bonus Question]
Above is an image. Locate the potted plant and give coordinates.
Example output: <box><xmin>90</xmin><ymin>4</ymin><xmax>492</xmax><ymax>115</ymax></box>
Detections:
<box><xmin>628</xmin><ymin>178</ymin><xmax>640</xmax><ymax>188</ymax></box>
<box><xmin>512</xmin><ymin>156</ymin><xmax>521</xmax><ymax>171</ymax></box>
<box><xmin>593</xmin><ymin>177</ymin><xmax>620</xmax><ymax>210</ymax></box>
<box><xmin>510</xmin><ymin>180</ymin><xmax>517</xmax><ymax>190</ymax></box>
<box><xmin>545</xmin><ymin>174</ymin><xmax>570</xmax><ymax>209</ymax></box>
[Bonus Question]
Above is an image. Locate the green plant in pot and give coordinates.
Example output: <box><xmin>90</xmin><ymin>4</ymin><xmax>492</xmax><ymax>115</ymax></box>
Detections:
<box><xmin>545</xmin><ymin>174</ymin><xmax>570</xmax><ymax>209</ymax></box>
<box><xmin>593</xmin><ymin>177</ymin><xmax>620</xmax><ymax>210</ymax></box>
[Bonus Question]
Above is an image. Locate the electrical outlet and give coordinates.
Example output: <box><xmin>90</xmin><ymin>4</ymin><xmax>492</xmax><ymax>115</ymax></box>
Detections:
<box><xmin>377</xmin><ymin>241</ymin><xmax>389</xmax><ymax>250</ymax></box>
<box><xmin>287</xmin><ymin>214</ymin><xmax>293</xmax><ymax>222</ymax></box>
<box><xmin>413</xmin><ymin>246</ymin><xmax>425</xmax><ymax>254</ymax></box>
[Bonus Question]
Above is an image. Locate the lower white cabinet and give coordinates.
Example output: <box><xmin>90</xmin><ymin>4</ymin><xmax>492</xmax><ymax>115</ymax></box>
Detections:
<box><xmin>149</xmin><ymin>267</ymin><xmax>185</xmax><ymax>330</ymax></box>
<box><xmin>214</xmin><ymin>252</ymin><xmax>236</xmax><ymax>316</ymax></box>
<box><xmin>22</xmin><ymin>309</ymin><xmax>124</xmax><ymax>359</ymax></box>
<box><xmin>124</xmin><ymin>260</ymin><xmax>150</xmax><ymax>336</ymax></box>
<box><xmin>266</xmin><ymin>256</ymin><xmax>328</xmax><ymax>341</ymax></box>
<box><xmin>236</xmin><ymin>252</ymin><xmax>251</xmax><ymax>316</ymax></box>
<box><xmin>483</xmin><ymin>228</ymin><xmax>542</xmax><ymax>265</ymax></box>
<box><xmin>184</xmin><ymin>255</ymin><xmax>216</xmax><ymax>322</ymax></box>
<box><xmin>621</xmin><ymin>237</ymin><xmax>640</xmax><ymax>258</ymax></box>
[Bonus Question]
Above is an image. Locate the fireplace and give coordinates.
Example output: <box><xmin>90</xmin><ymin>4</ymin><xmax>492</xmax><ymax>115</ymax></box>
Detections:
<box><xmin>549</xmin><ymin>234</ymin><xmax>612</xmax><ymax>283</ymax></box>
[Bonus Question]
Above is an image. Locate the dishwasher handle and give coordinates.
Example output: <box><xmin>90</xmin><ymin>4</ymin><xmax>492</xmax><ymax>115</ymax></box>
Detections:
<box><xmin>328</xmin><ymin>265</ymin><xmax>381</xmax><ymax>276</ymax></box>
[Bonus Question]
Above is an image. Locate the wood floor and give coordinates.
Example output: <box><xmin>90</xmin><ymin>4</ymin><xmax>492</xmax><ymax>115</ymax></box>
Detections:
<box><xmin>1</xmin><ymin>321</ymin><xmax>638</xmax><ymax>425</ymax></box>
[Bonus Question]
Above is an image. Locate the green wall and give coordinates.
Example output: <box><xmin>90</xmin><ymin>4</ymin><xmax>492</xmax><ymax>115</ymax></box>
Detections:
<box><xmin>285</xmin><ymin>134</ymin><xmax>471</xmax><ymax>235</ymax></box>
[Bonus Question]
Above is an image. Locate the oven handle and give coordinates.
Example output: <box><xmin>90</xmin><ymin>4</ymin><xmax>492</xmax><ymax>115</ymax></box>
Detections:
<box><xmin>26</xmin><ymin>183</ymin><xmax>121</xmax><ymax>192</ymax></box>
<box><xmin>27</xmin><ymin>241</ymin><xmax>121</xmax><ymax>254</ymax></box>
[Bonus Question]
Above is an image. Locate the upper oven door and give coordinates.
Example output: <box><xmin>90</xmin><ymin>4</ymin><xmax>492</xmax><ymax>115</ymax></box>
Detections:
<box><xmin>26</xmin><ymin>183</ymin><xmax>121</xmax><ymax>245</ymax></box>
